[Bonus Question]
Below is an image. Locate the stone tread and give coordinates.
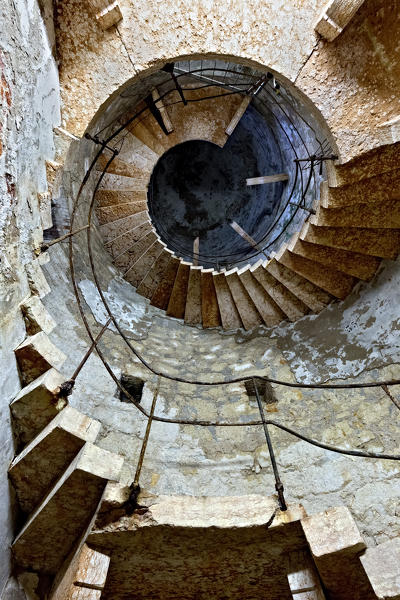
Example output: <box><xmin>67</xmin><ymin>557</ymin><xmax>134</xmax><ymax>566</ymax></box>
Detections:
<box><xmin>201</xmin><ymin>271</ymin><xmax>221</xmax><ymax>328</ymax></box>
<box><xmin>184</xmin><ymin>268</ymin><xmax>203</xmax><ymax>326</ymax></box>
<box><xmin>266</xmin><ymin>260</ymin><xmax>332</xmax><ymax>312</ymax></box>
<box><xmin>304</xmin><ymin>224</ymin><xmax>400</xmax><ymax>259</ymax></box>
<box><xmin>238</xmin><ymin>270</ymin><xmax>285</xmax><ymax>327</ymax></box>
<box><xmin>167</xmin><ymin>263</ymin><xmax>191</xmax><ymax>319</ymax></box>
<box><xmin>125</xmin><ymin>239</ymin><xmax>165</xmax><ymax>288</ymax></box>
<box><xmin>100</xmin><ymin>173</ymin><xmax>149</xmax><ymax>192</ymax></box>
<box><xmin>106</xmin><ymin>221</ymin><xmax>152</xmax><ymax>259</ymax></box>
<box><xmin>278</xmin><ymin>250</ymin><xmax>356</xmax><ymax>299</ymax></box>
<box><xmin>100</xmin><ymin>210</ymin><xmax>150</xmax><ymax>241</ymax></box>
<box><xmin>292</xmin><ymin>239</ymin><xmax>380</xmax><ymax>281</ymax></box>
<box><xmin>225</xmin><ymin>272</ymin><xmax>263</xmax><ymax>330</ymax></box>
<box><xmin>251</xmin><ymin>265</ymin><xmax>309</xmax><ymax>321</ymax></box>
<box><xmin>96</xmin><ymin>153</ymin><xmax>152</xmax><ymax>180</ymax></box>
<box><xmin>213</xmin><ymin>272</ymin><xmax>242</xmax><ymax>330</ymax></box>
<box><xmin>150</xmin><ymin>257</ymin><xmax>180</xmax><ymax>310</ymax></box>
<box><xmin>95</xmin><ymin>189</ymin><xmax>147</xmax><ymax>207</ymax></box>
<box><xmin>315</xmin><ymin>198</ymin><xmax>400</xmax><ymax>229</ymax></box>
<box><xmin>136</xmin><ymin>248</ymin><xmax>174</xmax><ymax>299</ymax></box>
<box><xmin>114</xmin><ymin>230</ymin><xmax>157</xmax><ymax>272</ymax></box>
<box><xmin>96</xmin><ymin>201</ymin><xmax>148</xmax><ymax>224</ymax></box>
<box><xmin>322</xmin><ymin>168</ymin><xmax>400</xmax><ymax>208</ymax></box>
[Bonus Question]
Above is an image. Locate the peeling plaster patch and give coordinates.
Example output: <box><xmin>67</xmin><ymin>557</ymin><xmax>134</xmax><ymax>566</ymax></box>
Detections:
<box><xmin>272</xmin><ymin>259</ymin><xmax>400</xmax><ymax>383</ymax></box>
<box><xmin>78</xmin><ymin>278</ymin><xmax>152</xmax><ymax>338</ymax></box>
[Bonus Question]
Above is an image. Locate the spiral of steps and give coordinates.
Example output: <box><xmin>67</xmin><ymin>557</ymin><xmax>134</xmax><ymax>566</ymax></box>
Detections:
<box><xmin>95</xmin><ymin>84</ymin><xmax>400</xmax><ymax>331</ymax></box>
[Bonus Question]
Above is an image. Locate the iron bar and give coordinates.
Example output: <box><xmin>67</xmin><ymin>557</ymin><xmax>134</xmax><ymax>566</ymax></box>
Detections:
<box><xmin>145</xmin><ymin>93</ymin><xmax>170</xmax><ymax>136</ymax></box>
<box><xmin>381</xmin><ymin>384</ymin><xmax>400</xmax><ymax>411</ymax></box>
<box><xmin>41</xmin><ymin>225</ymin><xmax>89</xmax><ymax>251</ymax></box>
<box><xmin>253</xmin><ymin>378</ymin><xmax>287</xmax><ymax>511</ymax></box>
<box><xmin>133</xmin><ymin>378</ymin><xmax>160</xmax><ymax>487</ymax></box>
<box><xmin>163</xmin><ymin>62</ymin><xmax>187</xmax><ymax>106</ymax></box>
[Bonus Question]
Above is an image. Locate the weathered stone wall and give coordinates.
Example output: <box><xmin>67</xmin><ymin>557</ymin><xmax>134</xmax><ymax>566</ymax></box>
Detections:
<box><xmin>0</xmin><ymin>0</ymin><xmax>60</xmax><ymax>595</ymax></box>
<box><xmin>55</xmin><ymin>0</ymin><xmax>400</xmax><ymax>163</ymax></box>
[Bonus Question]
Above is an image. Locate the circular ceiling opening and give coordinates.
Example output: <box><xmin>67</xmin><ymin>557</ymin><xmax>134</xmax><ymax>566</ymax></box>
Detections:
<box><xmin>148</xmin><ymin>105</ymin><xmax>286</xmax><ymax>267</ymax></box>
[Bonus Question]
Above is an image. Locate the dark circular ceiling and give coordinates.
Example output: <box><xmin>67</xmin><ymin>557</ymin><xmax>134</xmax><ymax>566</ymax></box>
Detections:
<box><xmin>148</xmin><ymin>105</ymin><xmax>287</xmax><ymax>267</ymax></box>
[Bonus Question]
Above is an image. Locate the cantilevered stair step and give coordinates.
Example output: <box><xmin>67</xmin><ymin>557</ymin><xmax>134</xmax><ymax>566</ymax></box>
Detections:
<box><xmin>251</xmin><ymin>263</ymin><xmax>309</xmax><ymax>322</ymax></box>
<box><xmin>314</xmin><ymin>198</ymin><xmax>400</xmax><ymax>229</ymax></box>
<box><xmin>278</xmin><ymin>250</ymin><xmax>356</xmax><ymax>299</ymax></box>
<box><xmin>225</xmin><ymin>271</ymin><xmax>263</xmax><ymax>330</ymax></box>
<box><xmin>166</xmin><ymin>262</ymin><xmax>191</xmax><ymax>319</ymax></box>
<box><xmin>100</xmin><ymin>173</ymin><xmax>149</xmax><ymax>192</ymax></box>
<box><xmin>266</xmin><ymin>259</ymin><xmax>332</xmax><ymax>313</ymax></box>
<box><xmin>238</xmin><ymin>269</ymin><xmax>286</xmax><ymax>327</ymax></box>
<box><xmin>136</xmin><ymin>248</ymin><xmax>174</xmax><ymax>299</ymax></box>
<box><xmin>293</xmin><ymin>238</ymin><xmax>380</xmax><ymax>281</ymax></box>
<box><xmin>201</xmin><ymin>270</ymin><xmax>221</xmax><ymax>328</ymax></box>
<box><xmin>185</xmin><ymin>267</ymin><xmax>203</xmax><ymax>326</ymax></box>
<box><xmin>95</xmin><ymin>189</ymin><xmax>147</xmax><ymax>208</ymax></box>
<box><xmin>333</xmin><ymin>142</ymin><xmax>400</xmax><ymax>186</ymax></box>
<box><xmin>114</xmin><ymin>129</ymin><xmax>160</xmax><ymax>169</ymax></box>
<box><xmin>320</xmin><ymin>168</ymin><xmax>400</xmax><ymax>208</ymax></box>
<box><xmin>125</xmin><ymin>238</ymin><xmax>166</xmax><ymax>288</ymax></box>
<box><xmin>126</xmin><ymin>104</ymin><xmax>166</xmax><ymax>156</ymax></box>
<box><xmin>15</xmin><ymin>331</ymin><xmax>66</xmax><ymax>386</ymax></box>
<box><xmin>10</xmin><ymin>368</ymin><xmax>68</xmax><ymax>449</ymax></box>
<box><xmin>106</xmin><ymin>221</ymin><xmax>152</xmax><ymax>259</ymax></box>
<box><xmin>12</xmin><ymin>443</ymin><xmax>123</xmax><ymax>575</ymax></box>
<box><xmin>304</xmin><ymin>224</ymin><xmax>400</xmax><ymax>259</ymax></box>
<box><xmin>96</xmin><ymin>153</ymin><xmax>152</xmax><ymax>180</ymax></box>
<box><xmin>213</xmin><ymin>272</ymin><xmax>242</xmax><ymax>330</ymax></box>
<box><xmin>100</xmin><ymin>211</ymin><xmax>149</xmax><ymax>243</ymax></box>
<box><xmin>150</xmin><ymin>256</ymin><xmax>180</xmax><ymax>310</ymax></box>
<box><xmin>115</xmin><ymin>230</ymin><xmax>157</xmax><ymax>272</ymax></box>
<box><xmin>9</xmin><ymin>406</ymin><xmax>101</xmax><ymax>514</ymax></box>
<box><xmin>96</xmin><ymin>201</ymin><xmax>148</xmax><ymax>225</ymax></box>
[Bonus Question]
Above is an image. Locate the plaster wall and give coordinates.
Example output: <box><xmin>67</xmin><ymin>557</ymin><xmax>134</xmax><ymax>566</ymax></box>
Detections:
<box><xmin>0</xmin><ymin>0</ymin><xmax>60</xmax><ymax>594</ymax></box>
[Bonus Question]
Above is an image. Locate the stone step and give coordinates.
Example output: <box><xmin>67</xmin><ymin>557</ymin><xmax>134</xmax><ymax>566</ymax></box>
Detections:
<box><xmin>126</xmin><ymin>104</ymin><xmax>166</xmax><ymax>156</ymax></box>
<box><xmin>303</xmin><ymin>223</ymin><xmax>400</xmax><ymax>259</ymax></box>
<box><xmin>333</xmin><ymin>142</ymin><xmax>400</xmax><ymax>187</ymax></box>
<box><xmin>125</xmin><ymin>238</ymin><xmax>166</xmax><ymax>288</ymax></box>
<box><xmin>166</xmin><ymin>262</ymin><xmax>191</xmax><ymax>319</ymax></box>
<box><xmin>278</xmin><ymin>250</ymin><xmax>356</xmax><ymax>299</ymax></box>
<box><xmin>302</xmin><ymin>506</ymin><xmax>375</xmax><ymax>600</ymax></box>
<box><xmin>96</xmin><ymin>201</ymin><xmax>148</xmax><ymax>225</ymax></box>
<box><xmin>265</xmin><ymin>260</ymin><xmax>331</xmax><ymax>313</ymax></box>
<box><xmin>201</xmin><ymin>270</ymin><xmax>221</xmax><ymax>328</ymax></box>
<box><xmin>115</xmin><ymin>129</ymin><xmax>159</xmax><ymax>170</ymax></box>
<box><xmin>20</xmin><ymin>295</ymin><xmax>56</xmax><ymax>336</ymax></box>
<box><xmin>225</xmin><ymin>95</ymin><xmax>252</xmax><ymax>136</ymax></box>
<box><xmin>251</xmin><ymin>264</ymin><xmax>310</xmax><ymax>322</ymax></box>
<box><xmin>238</xmin><ymin>269</ymin><xmax>285</xmax><ymax>327</ymax></box>
<box><xmin>95</xmin><ymin>189</ymin><xmax>147</xmax><ymax>208</ymax></box>
<box><xmin>213</xmin><ymin>272</ymin><xmax>242</xmax><ymax>330</ymax></box>
<box><xmin>320</xmin><ymin>168</ymin><xmax>400</xmax><ymax>208</ymax></box>
<box><xmin>293</xmin><ymin>238</ymin><xmax>380</xmax><ymax>281</ymax></box>
<box><xmin>150</xmin><ymin>256</ymin><xmax>180</xmax><ymax>310</ymax></box>
<box><xmin>9</xmin><ymin>406</ymin><xmax>101</xmax><ymax>514</ymax></box>
<box><xmin>106</xmin><ymin>221</ymin><xmax>152</xmax><ymax>259</ymax></box>
<box><xmin>136</xmin><ymin>248</ymin><xmax>174</xmax><ymax>299</ymax></box>
<box><xmin>184</xmin><ymin>267</ymin><xmax>203</xmax><ymax>326</ymax></box>
<box><xmin>100</xmin><ymin>172</ymin><xmax>149</xmax><ymax>192</ymax></box>
<box><xmin>96</xmin><ymin>152</ymin><xmax>152</xmax><ymax>181</ymax></box>
<box><xmin>10</xmin><ymin>368</ymin><xmax>68</xmax><ymax>448</ymax></box>
<box><xmin>100</xmin><ymin>210</ymin><xmax>149</xmax><ymax>242</ymax></box>
<box><xmin>315</xmin><ymin>198</ymin><xmax>400</xmax><ymax>229</ymax></box>
<box><xmin>225</xmin><ymin>271</ymin><xmax>263</xmax><ymax>330</ymax></box>
<box><xmin>117</xmin><ymin>230</ymin><xmax>157</xmax><ymax>273</ymax></box>
<box><xmin>12</xmin><ymin>443</ymin><xmax>123</xmax><ymax>575</ymax></box>
<box><xmin>360</xmin><ymin>537</ymin><xmax>400</xmax><ymax>600</ymax></box>
<box><xmin>14</xmin><ymin>331</ymin><xmax>67</xmax><ymax>386</ymax></box>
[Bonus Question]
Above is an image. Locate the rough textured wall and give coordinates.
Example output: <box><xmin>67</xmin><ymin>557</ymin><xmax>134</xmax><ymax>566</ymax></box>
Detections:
<box><xmin>40</xmin><ymin>140</ymin><xmax>400</xmax><ymax>550</ymax></box>
<box><xmin>0</xmin><ymin>0</ymin><xmax>60</xmax><ymax>595</ymax></box>
<box><xmin>55</xmin><ymin>0</ymin><xmax>399</xmax><ymax>162</ymax></box>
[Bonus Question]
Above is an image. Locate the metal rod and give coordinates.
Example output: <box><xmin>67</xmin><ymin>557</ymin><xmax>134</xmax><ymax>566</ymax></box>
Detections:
<box><xmin>253</xmin><ymin>378</ymin><xmax>287</xmax><ymax>511</ymax></box>
<box><xmin>133</xmin><ymin>378</ymin><xmax>160</xmax><ymax>487</ymax></box>
<box><xmin>163</xmin><ymin>63</ymin><xmax>187</xmax><ymax>105</ymax></box>
<box><xmin>41</xmin><ymin>225</ymin><xmax>90</xmax><ymax>250</ymax></box>
<box><xmin>145</xmin><ymin>93</ymin><xmax>170</xmax><ymax>136</ymax></box>
<box><xmin>381</xmin><ymin>384</ymin><xmax>400</xmax><ymax>411</ymax></box>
